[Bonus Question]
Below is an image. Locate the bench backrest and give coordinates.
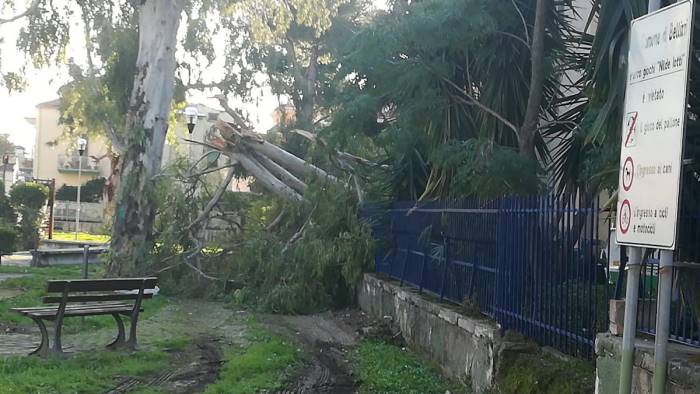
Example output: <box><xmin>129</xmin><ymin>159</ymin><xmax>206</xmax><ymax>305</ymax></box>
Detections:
<box><xmin>43</xmin><ymin>277</ymin><xmax>158</xmax><ymax>304</ymax></box>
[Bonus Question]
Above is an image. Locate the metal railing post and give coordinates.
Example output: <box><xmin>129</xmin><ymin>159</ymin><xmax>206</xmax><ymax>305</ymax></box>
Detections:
<box><xmin>619</xmin><ymin>247</ymin><xmax>642</xmax><ymax>394</ymax></box>
<box><xmin>652</xmin><ymin>250</ymin><xmax>673</xmax><ymax>394</ymax></box>
<box><xmin>82</xmin><ymin>245</ymin><xmax>89</xmax><ymax>280</ymax></box>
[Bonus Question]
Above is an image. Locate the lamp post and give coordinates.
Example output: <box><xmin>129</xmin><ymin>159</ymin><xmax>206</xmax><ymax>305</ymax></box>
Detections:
<box><xmin>75</xmin><ymin>138</ymin><xmax>87</xmax><ymax>240</ymax></box>
<box><xmin>185</xmin><ymin>106</ymin><xmax>198</xmax><ymax>135</ymax></box>
<box><xmin>184</xmin><ymin>106</ymin><xmax>198</xmax><ymax>163</ymax></box>
<box><xmin>1</xmin><ymin>155</ymin><xmax>8</xmax><ymax>195</ymax></box>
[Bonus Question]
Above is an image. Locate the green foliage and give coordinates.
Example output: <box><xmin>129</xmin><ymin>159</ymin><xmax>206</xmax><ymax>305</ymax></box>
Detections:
<box><xmin>0</xmin><ymin>134</ymin><xmax>16</xmax><ymax>157</ymax></box>
<box><xmin>0</xmin><ymin>225</ymin><xmax>17</xmax><ymax>256</ymax></box>
<box><xmin>224</xmin><ymin>182</ymin><xmax>375</xmax><ymax>314</ymax></box>
<box><xmin>324</xmin><ymin>0</ymin><xmax>582</xmax><ymax>200</ymax></box>
<box><xmin>55</xmin><ymin>177</ymin><xmax>106</xmax><ymax>202</ymax></box>
<box><xmin>9</xmin><ymin>182</ymin><xmax>48</xmax><ymax>250</ymax></box>
<box><xmin>58</xmin><ymin>26</ymin><xmax>138</xmax><ymax>149</ymax></box>
<box><xmin>0</xmin><ymin>190</ymin><xmax>16</xmax><ymax>225</ymax></box>
<box><xmin>433</xmin><ymin>139</ymin><xmax>543</xmax><ymax>198</ymax></box>
<box><xmin>351</xmin><ymin>339</ymin><xmax>466</xmax><ymax>394</ymax></box>
<box><xmin>204</xmin><ymin>328</ymin><xmax>302</xmax><ymax>394</ymax></box>
<box><xmin>496</xmin><ymin>352</ymin><xmax>594</xmax><ymax>394</ymax></box>
<box><xmin>9</xmin><ymin>182</ymin><xmax>48</xmax><ymax>210</ymax></box>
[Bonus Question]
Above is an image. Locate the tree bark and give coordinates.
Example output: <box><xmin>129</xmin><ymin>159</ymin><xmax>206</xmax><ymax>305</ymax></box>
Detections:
<box><xmin>231</xmin><ymin>152</ymin><xmax>304</xmax><ymax>201</ymax></box>
<box><xmin>217</xmin><ymin>121</ymin><xmax>335</xmax><ymax>182</ymax></box>
<box><xmin>108</xmin><ymin>0</ymin><xmax>185</xmax><ymax>276</ymax></box>
<box><xmin>517</xmin><ymin>0</ymin><xmax>549</xmax><ymax>160</ymax></box>
<box><xmin>252</xmin><ymin>152</ymin><xmax>308</xmax><ymax>194</ymax></box>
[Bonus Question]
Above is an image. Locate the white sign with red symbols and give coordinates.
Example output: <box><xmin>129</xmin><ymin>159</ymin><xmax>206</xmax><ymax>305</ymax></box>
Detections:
<box><xmin>616</xmin><ymin>1</ymin><xmax>694</xmax><ymax>250</ymax></box>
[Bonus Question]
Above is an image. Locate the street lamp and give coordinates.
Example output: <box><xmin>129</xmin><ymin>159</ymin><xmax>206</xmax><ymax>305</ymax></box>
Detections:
<box><xmin>185</xmin><ymin>106</ymin><xmax>198</xmax><ymax>135</ymax></box>
<box><xmin>75</xmin><ymin>137</ymin><xmax>87</xmax><ymax>240</ymax></box>
<box><xmin>1</xmin><ymin>155</ymin><xmax>8</xmax><ymax>195</ymax></box>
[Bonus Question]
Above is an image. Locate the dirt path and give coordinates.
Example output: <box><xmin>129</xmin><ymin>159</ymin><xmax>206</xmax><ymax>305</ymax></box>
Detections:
<box><xmin>262</xmin><ymin>310</ymin><xmax>385</xmax><ymax>394</ymax></box>
<box><xmin>108</xmin><ymin>336</ymin><xmax>224</xmax><ymax>394</ymax></box>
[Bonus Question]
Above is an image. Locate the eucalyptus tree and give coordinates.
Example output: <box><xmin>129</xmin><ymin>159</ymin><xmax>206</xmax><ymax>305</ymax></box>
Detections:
<box><xmin>4</xmin><ymin>0</ymin><xmax>372</xmax><ymax>275</ymax></box>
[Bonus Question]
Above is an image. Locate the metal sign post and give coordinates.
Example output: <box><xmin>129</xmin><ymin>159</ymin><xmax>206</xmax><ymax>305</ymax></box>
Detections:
<box><xmin>616</xmin><ymin>1</ymin><xmax>694</xmax><ymax>393</ymax></box>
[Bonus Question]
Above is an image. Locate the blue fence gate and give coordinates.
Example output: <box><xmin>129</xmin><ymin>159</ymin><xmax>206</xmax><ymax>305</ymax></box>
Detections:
<box><xmin>361</xmin><ymin>194</ymin><xmax>608</xmax><ymax>358</ymax></box>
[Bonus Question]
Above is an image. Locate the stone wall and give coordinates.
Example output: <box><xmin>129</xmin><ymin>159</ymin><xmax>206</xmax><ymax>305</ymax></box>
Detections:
<box><xmin>595</xmin><ymin>333</ymin><xmax>700</xmax><ymax>394</ymax></box>
<box><xmin>358</xmin><ymin>273</ymin><xmax>532</xmax><ymax>393</ymax></box>
<box><xmin>596</xmin><ymin>299</ymin><xmax>700</xmax><ymax>393</ymax></box>
<box><xmin>53</xmin><ymin>201</ymin><xmax>106</xmax><ymax>234</ymax></box>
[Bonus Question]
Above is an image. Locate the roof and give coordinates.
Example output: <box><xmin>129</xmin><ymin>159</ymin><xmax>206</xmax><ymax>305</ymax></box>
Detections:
<box><xmin>36</xmin><ymin>98</ymin><xmax>60</xmax><ymax>108</ymax></box>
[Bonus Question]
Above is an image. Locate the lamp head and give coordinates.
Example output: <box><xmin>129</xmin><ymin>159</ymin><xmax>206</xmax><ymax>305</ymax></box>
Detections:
<box><xmin>185</xmin><ymin>106</ymin><xmax>199</xmax><ymax>134</ymax></box>
<box><xmin>77</xmin><ymin>137</ymin><xmax>87</xmax><ymax>156</ymax></box>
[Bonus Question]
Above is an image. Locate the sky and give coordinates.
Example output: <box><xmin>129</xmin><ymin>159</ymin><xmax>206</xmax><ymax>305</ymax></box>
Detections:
<box><xmin>0</xmin><ymin>0</ymin><xmax>391</xmax><ymax>155</ymax></box>
<box><xmin>0</xmin><ymin>1</ymin><xmax>281</xmax><ymax>155</ymax></box>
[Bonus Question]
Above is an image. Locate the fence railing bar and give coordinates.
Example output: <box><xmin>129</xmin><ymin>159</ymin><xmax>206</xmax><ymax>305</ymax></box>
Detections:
<box><xmin>493</xmin><ymin>308</ymin><xmax>594</xmax><ymax>345</ymax></box>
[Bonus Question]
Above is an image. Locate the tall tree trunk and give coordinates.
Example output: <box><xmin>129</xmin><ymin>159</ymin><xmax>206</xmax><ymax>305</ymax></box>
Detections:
<box><xmin>108</xmin><ymin>0</ymin><xmax>184</xmax><ymax>276</ymax></box>
<box><xmin>517</xmin><ymin>0</ymin><xmax>549</xmax><ymax>160</ymax></box>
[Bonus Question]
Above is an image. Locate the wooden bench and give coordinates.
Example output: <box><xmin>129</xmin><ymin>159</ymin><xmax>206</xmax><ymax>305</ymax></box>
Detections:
<box><xmin>11</xmin><ymin>277</ymin><xmax>158</xmax><ymax>357</ymax></box>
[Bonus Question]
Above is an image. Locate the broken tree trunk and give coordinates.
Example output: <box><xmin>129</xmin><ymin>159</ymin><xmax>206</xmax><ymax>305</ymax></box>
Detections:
<box><xmin>109</xmin><ymin>0</ymin><xmax>185</xmax><ymax>276</ymax></box>
<box><xmin>230</xmin><ymin>152</ymin><xmax>304</xmax><ymax>201</ymax></box>
<box><xmin>252</xmin><ymin>152</ymin><xmax>308</xmax><ymax>194</ymax></box>
<box><xmin>217</xmin><ymin>121</ymin><xmax>336</xmax><ymax>182</ymax></box>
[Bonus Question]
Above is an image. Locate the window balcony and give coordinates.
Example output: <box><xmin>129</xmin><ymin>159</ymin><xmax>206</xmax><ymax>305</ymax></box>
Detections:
<box><xmin>57</xmin><ymin>154</ymin><xmax>100</xmax><ymax>174</ymax></box>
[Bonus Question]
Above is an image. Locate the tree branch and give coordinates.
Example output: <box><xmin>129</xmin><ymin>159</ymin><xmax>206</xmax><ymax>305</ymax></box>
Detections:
<box><xmin>187</xmin><ymin>166</ymin><xmax>236</xmax><ymax>231</ymax></box>
<box><xmin>0</xmin><ymin>0</ymin><xmax>40</xmax><ymax>24</ymax></box>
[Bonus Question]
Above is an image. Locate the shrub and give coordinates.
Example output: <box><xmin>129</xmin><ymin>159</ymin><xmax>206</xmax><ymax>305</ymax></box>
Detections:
<box><xmin>0</xmin><ymin>193</ymin><xmax>16</xmax><ymax>225</ymax></box>
<box><xmin>55</xmin><ymin>177</ymin><xmax>105</xmax><ymax>202</ymax></box>
<box><xmin>9</xmin><ymin>182</ymin><xmax>48</xmax><ymax>250</ymax></box>
<box><xmin>10</xmin><ymin>182</ymin><xmax>49</xmax><ymax>210</ymax></box>
<box><xmin>0</xmin><ymin>225</ymin><xmax>17</xmax><ymax>257</ymax></box>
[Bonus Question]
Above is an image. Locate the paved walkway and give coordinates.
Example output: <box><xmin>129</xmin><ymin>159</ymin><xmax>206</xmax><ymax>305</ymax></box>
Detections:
<box><xmin>0</xmin><ymin>253</ymin><xmax>32</xmax><ymax>267</ymax></box>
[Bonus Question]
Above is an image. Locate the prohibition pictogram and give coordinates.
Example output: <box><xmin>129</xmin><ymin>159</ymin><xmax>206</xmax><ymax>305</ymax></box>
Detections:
<box><xmin>624</xmin><ymin>112</ymin><xmax>639</xmax><ymax>147</ymax></box>
<box><xmin>622</xmin><ymin>156</ymin><xmax>634</xmax><ymax>191</ymax></box>
<box><xmin>620</xmin><ymin>199</ymin><xmax>632</xmax><ymax>234</ymax></box>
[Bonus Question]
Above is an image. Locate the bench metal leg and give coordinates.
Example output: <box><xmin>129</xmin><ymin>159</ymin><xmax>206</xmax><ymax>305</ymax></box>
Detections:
<box><xmin>107</xmin><ymin>313</ymin><xmax>127</xmax><ymax>349</ymax></box>
<box><xmin>28</xmin><ymin>317</ymin><xmax>49</xmax><ymax>357</ymax></box>
<box><xmin>52</xmin><ymin>316</ymin><xmax>65</xmax><ymax>354</ymax></box>
<box><xmin>126</xmin><ymin>314</ymin><xmax>138</xmax><ymax>349</ymax></box>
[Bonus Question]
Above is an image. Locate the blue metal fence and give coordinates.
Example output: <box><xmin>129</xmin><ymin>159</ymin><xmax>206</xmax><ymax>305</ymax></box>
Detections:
<box><xmin>614</xmin><ymin>251</ymin><xmax>700</xmax><ymax>348</ymax></box>
<box><xmin>361</xmin><ymin>194</ymin><xmax>608</xmax><ymax>358</ymax></box>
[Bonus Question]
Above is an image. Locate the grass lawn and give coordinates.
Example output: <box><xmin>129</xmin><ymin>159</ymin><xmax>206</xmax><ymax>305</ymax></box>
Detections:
<box><xmin>351</xmin><ymin>339</ymin><xmax>468</xmax><ymax>394</ymax></box>
<box><xmin>205</xmin><ymin>326</ymin><xmax>303</xmax><ymax>394</ymax></box>
<box><xmin>0</xmin><ymin>346</ymin><xmax>171</xmax><ymax>393</ymax></box>
<box><xmin>0</xmin><ymin>265</ymin><xmax>167</xmax><ymax>333</ymax></box>
<box><xmin>50</xmin><ymin>231</ymin><xmax>110</xmax><ymax>243</ymax></box>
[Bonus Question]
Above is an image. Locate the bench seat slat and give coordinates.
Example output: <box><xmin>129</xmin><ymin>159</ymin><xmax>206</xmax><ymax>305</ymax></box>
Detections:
<box><xmin>46</xmin><ymin>277</ymin><xmax>158</xmax><ymax>293</ymax></box>
<box><xmin>14</xmin><ymin>305</ymin><xmax>143</xmax><ymax>318</ymax></box>
<box><xmin>42</xmin><ymin>293</ymin><xmax>153</xmax><ymax>304</ymax></box>
<box><xmin>12</xmin><ymin>302</ymin><xmax>133</xmax><ymax>313</ymax></box>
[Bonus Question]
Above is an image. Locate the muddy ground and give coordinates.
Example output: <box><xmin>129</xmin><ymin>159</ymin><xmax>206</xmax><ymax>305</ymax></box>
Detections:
<box><xmin>0</xmin><ymin>297</ymin><xmax>393</xmax><ymax>393</ymax></box>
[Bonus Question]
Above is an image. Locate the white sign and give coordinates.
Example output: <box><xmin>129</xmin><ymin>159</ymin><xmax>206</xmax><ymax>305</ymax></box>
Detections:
<box><xmin>616</xmin><ymin>1</ymin><xmax>694</xmax><ymax>250</ymax></box>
